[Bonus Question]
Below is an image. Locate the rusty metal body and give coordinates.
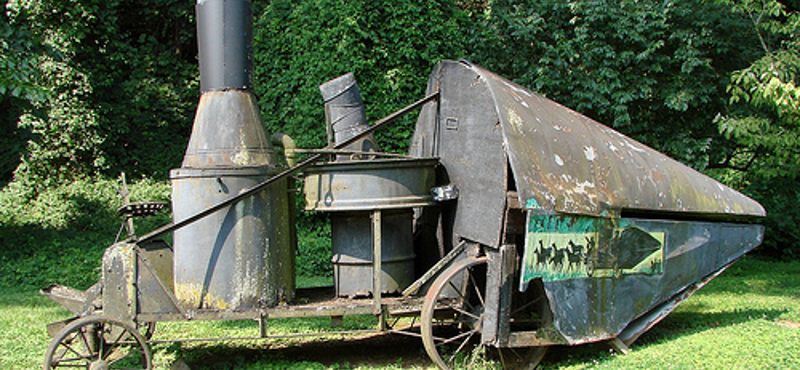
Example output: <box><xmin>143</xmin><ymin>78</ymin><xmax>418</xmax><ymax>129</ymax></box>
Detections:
<box><xmin>410</xmin><ymin>60</ymin><xmax>765</xmax><ymax>347</ymax></box>
<box><xmin>39</xmin><ymin>11</ymin><xmax>766</xmax><ymax>367</ymax></box>
<box><xmin>306</xmin><ymin>75</ymin><xmax>436</xmax><ymax>298</ymax></box>
<box><xmin>303</xmin><ymin>158</ymin><xmax>437</xmax><ymax>297</ymax></box>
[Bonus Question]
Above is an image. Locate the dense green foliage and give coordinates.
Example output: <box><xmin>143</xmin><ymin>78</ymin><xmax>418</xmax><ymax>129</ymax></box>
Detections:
<box><xmin>710</xmin><ymin>0</ymin><xmax>800</xmax><ymax>258</ymax></box>
<box><xmin>469</xmin><ymin>0</ymin><xmax>762</xmax><ymax>167</ymax></box>
<box><xmin>6</xmin><ymin>0</ymin><xmax>198</xmax><ymax>189</ymax></box>
<box><xmin>253</xmin><ymin>0</ymin><xmax>472</xmax><ymax>152</ymax></box>
<box><xmin>0</xmin><ymin>0</ymin><xmax>52</xmax><ymax>183</ymax></box>
<box><xmin>0</xmin><ymin>178</ymin><xmax>172</xmax><ymax>291</ymax></box>
<box><xmin>1</xmin><ymin>0</ymin><xmax>798</xmax><ymax>276</ymax></box>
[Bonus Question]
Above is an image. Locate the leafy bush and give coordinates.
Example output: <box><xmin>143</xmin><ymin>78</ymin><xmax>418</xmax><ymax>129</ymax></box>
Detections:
<box><xmin>295</xmin><ymin>214</ymin><xmax>333</xmax><ymax>279</ymax></box>
<box><xmin>7</xmin><ymin>0</ymin><xmax>198</xmax><ymax>190</ymax></box>
<box><xmin>253</xmin><ymin>0</ymin><xmax>472</xmax><ymax>153</ymax></box>
<box><xmin>468</xmin><ymin>0</ymin><xmax>762</xmax><ymax>167</ymax></box>
<box><xmin>0</xmin><ymin>177</ymin><xmax>172</xmax><ymax>291</ymax></box>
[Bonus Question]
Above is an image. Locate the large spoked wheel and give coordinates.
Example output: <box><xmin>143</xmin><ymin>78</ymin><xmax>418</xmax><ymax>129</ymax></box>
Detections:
<box><xmin>421</xmin><ymin>256</ymin><xmax>488</xmax><ymax>369</ymax></box>
<box><xmin>43</xmin><ymin>315</ymin><xmax>152</xmax><ymax>370</ymax></box>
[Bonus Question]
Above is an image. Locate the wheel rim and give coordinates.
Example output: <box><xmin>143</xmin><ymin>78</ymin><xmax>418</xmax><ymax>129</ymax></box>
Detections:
<box><xmin>421</xmin><ymin>256</ymin><xmax>488</xmax><ymax>369</ymax></box>
<box><xmin>43</xmin><ymin>315</ymin><xmax>152</xmax><ymax>370</ymax></box>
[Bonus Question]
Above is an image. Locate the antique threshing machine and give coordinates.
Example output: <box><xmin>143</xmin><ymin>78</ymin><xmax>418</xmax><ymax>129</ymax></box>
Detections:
<box><xmin>39</xmin><ymin>1</ymin><xmax>765</xmax><ymax>369</ymax></box>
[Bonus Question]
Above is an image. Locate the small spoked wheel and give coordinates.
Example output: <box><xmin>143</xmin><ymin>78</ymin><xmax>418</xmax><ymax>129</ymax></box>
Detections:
<box><xmin>43</xmin><ymin>315</ymin><xmax>152</xmax><ymax>370</ymax></box>
<box><xmin>421</xmin><ymin>256</ymin><xmax>488</xmax><ymax>369</ymax></box>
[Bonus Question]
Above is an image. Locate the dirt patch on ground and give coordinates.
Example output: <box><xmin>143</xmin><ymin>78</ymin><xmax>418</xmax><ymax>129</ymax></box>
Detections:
<box><xmin>776</xmin><ymin>320</ymin><xmax>800</xmax><ymax>329</ymax></box>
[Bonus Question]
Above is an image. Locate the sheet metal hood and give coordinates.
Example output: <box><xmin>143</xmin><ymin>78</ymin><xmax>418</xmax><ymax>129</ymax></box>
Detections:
<box><xmin>471</xmin><ymin>61</ymin><xmax>764</xmax><ymax>219</ymax></box>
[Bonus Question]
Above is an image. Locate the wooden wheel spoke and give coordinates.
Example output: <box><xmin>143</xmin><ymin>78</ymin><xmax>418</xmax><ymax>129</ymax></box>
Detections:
<box><xmin>44</xmin><ymin>316</ymin><xmax>152</xmax><ymax>370</ymax></box>
<box><xmin>75</xmin><ymin>328</ymin><xmax>96</xmax><ymax>360</ymax></box>
<box><xmin>47</xmin><ymin>364</ymin><xmax>89</xmax><ymax>368</ymax></box>
<box><xmin>58</xmin><ymin>340</ymin><xmax>92</xmax><ymax>364</ymax></box>
<box><xmin>446</xmin><ymin>279</ymin><xmax>466</xmax><ymax>302</ymax></box>
<box><xmin>469</xmin><ymin>271</ymin><xmax>485</xmax><ymax>306</ymax></box>
<box><xmin>436</xmin><ymin>326</ymin><xmax>479</xmax><ymax>347</ymax></box>
<box><xmin>50</xmin><ymin>353</ymin><xmax>92</xmax><ymax>365</ymax></box>
<box><xmin>446</xmin><ymin>329</ymin><xmax>479</xmax><ymax>364</ymax></box>
<box><xmin>421</xmin><ymin>256</ymin><xmax>489</xmax><ymax>370</ymax></box>
<box><xmin>442</xmin><ymin>301</ymin><xmax>481</xmax><ymax>321</ymax></box>
<box><xmin>98</xmin><ymin>329</ymin><xmax>108</xmax><ymax>361</ymax></box>
<box><xmin>109</xmin><ymin>323</ymin><xmax>129</xmax><ymax>344</ymax></box>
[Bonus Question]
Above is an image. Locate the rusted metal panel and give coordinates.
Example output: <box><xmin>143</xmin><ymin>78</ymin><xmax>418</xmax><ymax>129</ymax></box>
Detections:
<box><xmin>328</xmin><ymin>210</ymin><xmax>416</xmax><ymax>298</ymax></box>
<box><xmin>196</xmin><ymin>0</ymin><xmax>253</xmax><ymax>92</ymax></box>
<box><xmin>453</xmin><ymin>61</ymin><xmax>766</xmax><ymax>219</ymax></box>
<box><xmin>302</xmin><ymin>156</ymin><xmax>436</xmax><ymax>298</ymax></box>
<box><xmin>410</xmin><ymin>61</ymin><xmax>508</xmax><ymax>248</ymax></box>
<box><xmin>136</xmin><ymin>242</ymin><xmax>185</xmax><ymax>316</ymax></box>
<box><xmin>617</xmin><ymin>263</ymin><xmax>730</xmax><ymax>346</ymax></box>
<box><xmin>320</xmin><ymin>73</ymin><xmax>379</xmax><ymax>160</ymax></box>
<box><xmin>410</xmin><ymin>61</ymin><xmax>765</xmax><ymax>348</ymax></box>
<box><xmin>171</xmin><ymin>167</ymin><xmax>295</xmax><ymax>309</ymax></box>
<box><xmin>39</xmin><ymin>284</ymin><xmax>99</xmax><ymax>317</ymax></box>
<box><xmin>102</xmin><ymin>243</ymin><xmax>137</xmax><ymax>322</ymax></box>
<box><xmin>181</xmin><ymin>90</ymin><xmax>278</xmax><ymax>168</ymax></box>
<box><xmin>303</xmin><ymin>158</ymin><xmax>437</xmax><ymax>211</ymax></box>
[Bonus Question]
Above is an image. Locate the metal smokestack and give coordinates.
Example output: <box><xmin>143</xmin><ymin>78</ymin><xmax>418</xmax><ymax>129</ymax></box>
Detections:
<box><xmin>170</xmin><ymin>0</ymin><xmax>294</xmax><ymax>310</ymax></box>
<box><xmin>319</xmin><ymin>73</ymin><xmax>379</xmax><ymax>160</ymax></box>
<box><xmin>196</xmin><ymin>0</ymin><xmax>253</xmax><ymax>92</ymax></box>
<box><xmin>182</xmin><ymin>0</ymin><xmax>272</xmax><ymax>168</ymax></box>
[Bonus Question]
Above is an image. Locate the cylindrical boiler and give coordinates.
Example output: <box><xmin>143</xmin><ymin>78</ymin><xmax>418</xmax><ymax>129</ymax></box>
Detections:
<box><xmin>171</xmin><ymin>167</ymin><xmax>294</xmax><ymax>309</ymax></box>
<box><xmin>170</xmin><ymin>0</ymin><xmax>294</xmax><ymax>310</ymax></box>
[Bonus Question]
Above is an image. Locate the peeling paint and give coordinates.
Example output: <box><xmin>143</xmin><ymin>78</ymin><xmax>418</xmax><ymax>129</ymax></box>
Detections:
<box><xmin>583</xmin><ymin>146</ymin><xmax>596</xmax><ymax>161</ymax></box>
<box><xmin>554</xmin><ymin>154</ymin><xmax>564</xmax><ymax>166</ymax></box>
<box><xmin>175</xmin><ymin>282</ymin><xmax>232</xmax><ymax>310</ymax></box>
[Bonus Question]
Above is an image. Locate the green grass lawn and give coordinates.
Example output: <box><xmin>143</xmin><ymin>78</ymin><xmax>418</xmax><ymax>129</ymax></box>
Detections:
<box><xmin>3</xmin><ymin>257</ymin><xmax>798</xmax><ymax>369</ymax></box>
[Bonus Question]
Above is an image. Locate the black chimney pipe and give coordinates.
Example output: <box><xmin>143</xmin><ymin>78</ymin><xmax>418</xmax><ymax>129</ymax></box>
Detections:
<box><xmin>196</xmin><ymin>0</ymin><xmax>253</xmax><ymax>91</ymax></box>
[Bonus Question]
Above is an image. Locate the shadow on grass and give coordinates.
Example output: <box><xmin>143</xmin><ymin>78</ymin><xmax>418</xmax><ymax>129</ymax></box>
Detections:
<box><xmin>0</xmin><ymin>223</ymin><xmax>105</xmax><ymax>293</ymax></box>
<box><xmin>0</xmin><ymin>192</ymin><xmax>173</xmax><ymax>294</ymax></box>
<box><xmin>534</xmin><ymin>307</ymin><xmax>788</xmax><ymax>369</ymax></box>
<box><xmin>166</xmin><ymin>332</ymin><xmax>431</xmax><ymax>369</ymax></box>
<box><xmin>636</xmin><ymin>307</ymin><xmax>788</xmax><ymax>345</ymax></box>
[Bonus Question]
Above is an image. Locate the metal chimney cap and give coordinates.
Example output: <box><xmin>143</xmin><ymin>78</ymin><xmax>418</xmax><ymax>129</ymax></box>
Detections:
<box><xmin>320</xmin><ymin>73</ymin><xmax>359</xmax><ymax>103</ymax></box>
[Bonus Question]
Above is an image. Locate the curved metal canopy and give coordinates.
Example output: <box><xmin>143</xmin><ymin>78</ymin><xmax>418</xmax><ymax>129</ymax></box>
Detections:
<box><xmin>462</xmin><ymin>61</ymin><xmax>765</xmax><ymax>219</ymax></box>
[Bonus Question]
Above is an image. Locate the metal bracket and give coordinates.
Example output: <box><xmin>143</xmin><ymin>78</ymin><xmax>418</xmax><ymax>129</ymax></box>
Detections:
<box><xmin>431</xmin><ymin>184</ymin><xmax>459</xmax><ymax>202</ymax></box>
<box><xmin>135</xmin><ymin>247</ymin><xmax>191</xmax><ymax>320</ymax></box>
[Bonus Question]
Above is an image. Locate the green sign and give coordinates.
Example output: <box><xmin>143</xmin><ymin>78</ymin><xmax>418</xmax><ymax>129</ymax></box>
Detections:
<box><xmin>520</xmin><ymin>215</ymin><xmax>665</xmax><ymax>290</ymax></box>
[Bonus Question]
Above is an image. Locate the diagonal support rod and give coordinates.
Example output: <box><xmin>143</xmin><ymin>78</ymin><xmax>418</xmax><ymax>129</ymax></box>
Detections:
<box><xmin>138</xmin><ymin>90</ymin><xmax>439</xmax><ymax>244</ymax></box>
